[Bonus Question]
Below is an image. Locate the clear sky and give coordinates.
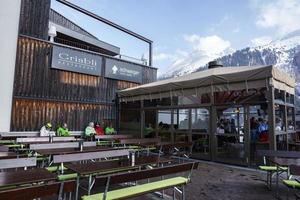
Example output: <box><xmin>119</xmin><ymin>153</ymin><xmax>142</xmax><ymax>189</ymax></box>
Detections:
<box><xmin>51</xmin><ymin>0</ymin><xmax>300</xmax><ymax>76</ymax></box>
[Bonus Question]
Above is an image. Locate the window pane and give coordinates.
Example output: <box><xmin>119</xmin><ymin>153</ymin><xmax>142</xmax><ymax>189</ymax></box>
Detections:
<box><xmin>174</xmin><ymin>109</ymin><xmax>189</xmax><ymax>130</ymax></box>
<box><xmin>173</xmin><ymin>94</ymin><xmax>210</xmax><ymax>105</ymax></box>
<box><xmin>275</xmin><ymin>89</ymin><xmax>285</xmax><ymax>103</ymax></box>
<box><xmin>275</xmin><ymin>104</ymin><xmax>285</xmax><ymax>132</ymax></box>
<box><xmin>120</xmin><ymin>109</ymin><xmax>140</xmax><ymax>137</ymax></box>
<box><xmin>287</xmin><ymin>107</ymin><xmax>295</xmax><ymax>131</ymax></box>
<box><xmin>158</xmin><ymin>110</ymin><xmax>171</xmax><ymax>142</ymax></box>
<box><xmin>144</xmin><ymin>98</ymin><xmax>172</xmax><ymax>107</ymax></box>
<box><xmin>191</xmin><ymin>108</ymin><xmax>209</xmax><ymax>133</ymax></box>
<box><xmin>144</xmin><ymin>110</ymin><xmax>156</xmax><ymax>138</ymax></box>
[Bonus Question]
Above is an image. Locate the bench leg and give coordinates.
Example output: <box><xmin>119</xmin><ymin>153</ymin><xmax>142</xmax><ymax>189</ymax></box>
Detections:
<box><xmin>58</xmin><ymin>182</ymin><xmax>64</xmax><ymax>200</ymax></box>
<box><xmin>88</xmin><ymin>175</ymin><xmax>92</xmax><ymax>195</ymax></box>
<box><xmin>182</xmin><ymin>185</ymin><xmax>185</xmax><ymax>200</ymax></box>
<box><xmin>75</xmin><ymin>176</ymin><xmax>80</xmax><ymax>200</ymax></box>
<box><xmin>161</xmin><ymin>176</ymin><xmax>164</xmax><ymax>198</ymax></box>
<box><xmin>173</xmin><ymin>187</ymin><xmax>176</xmax><ymax>200</ymax></box>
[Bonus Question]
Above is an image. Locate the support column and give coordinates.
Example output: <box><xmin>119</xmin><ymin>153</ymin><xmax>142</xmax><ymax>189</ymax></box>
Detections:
<box><xmin>0</xmin><ymin>0</ymin><xmax>21</xmax><ymax>132</ymax></box>
<box><xmin>140</xmin><ymin>100</ymin><xmax>144</xmax><ymax>138</ymax></box>
<box><xmin>244</xmin><ymin>105</ymin><xmax>250</xmax><ymax>166</ymax></box>
<box><xmin>267</xmin><ymin>87</ymin><xmax>276</xmax><ymax>150</ymax></box>
<box><xmin>284</xmin><ymin>91</ymin><xmax>288</xmax><ymax>150</ymax></box>
<box><xmin>210</xmin><ymin>93</ymin><xmax>216</xmax><ymax>161</ymax></box>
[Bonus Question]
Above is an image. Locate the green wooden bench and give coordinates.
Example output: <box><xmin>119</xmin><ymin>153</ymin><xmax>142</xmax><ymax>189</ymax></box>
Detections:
<box><xmin>256</xmin><ymin>150</ymin><xmax>290</xmax><ymax>189</ymax></box>
<box><xmin>82</xmin><ymin>162</ymin><xmax>198</xmax><ymax>200</ymax></box>
<box><xmin>282</xmin><ymin>165</ymin><xmax>300</xmax><ymax>199</ymax></box>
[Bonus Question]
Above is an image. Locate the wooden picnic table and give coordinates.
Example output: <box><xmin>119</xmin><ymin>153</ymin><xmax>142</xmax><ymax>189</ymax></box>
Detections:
<box><xmin>0</xmin><ymin>145</ymin><xmax>9</xmax><ymax>152</ymax></box>
<box><xmin>0</xmin><ymin>168</ymin><xmax>57</xmax><ymax>188</ymax></box>
<box><xmin>120</xmin><ymin>138</ymin><xmax>161</xmax><ymax>145</ymax></box>
<box><xmin>95</xmin><ymin>134</ymin><xmax>133</xmax><ymax>141</ymax></box>
<box><xmin>66</xmin><ymin>156</ymin><xmax>173</xmax><ymax>175</ymax></box>
<box><xmin>0</xmin><ymin>152</ymin><xmax>18</xmax><ymax>159</ymax></box>
<box><xmin>66</xmin><ymin>155</ymin><xmax>173</xmax><ymax>199</ymax></box>
<box><xmin>270</xmin><ymin>157</ymin><xmax>300</xmax><ymax>166</ymax></box>
<box><xmin>19</xmin><ymin>141</ymin><xmax>79</xmax><ymax>145</ymax></box>
<box><xmin>288</xmin><ymin>142</ymin><xmax>300</xmax><ymax>151</ymax></box>
<box><xmin>269</xmin><ymin>157</ymin><xmax>300</xmax><ymax>198</ymax></box>
<box><xmin>36</xmin><ymin>146</ymin><xmax>117</xmax><ymax>156</ymax></box>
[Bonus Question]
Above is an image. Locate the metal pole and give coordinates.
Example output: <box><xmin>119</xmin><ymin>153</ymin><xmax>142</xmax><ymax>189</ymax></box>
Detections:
<box><xmin>149</xmin><ymin>42</ymin><xmax>153</xmax><ymax>67</ymax></box>
<box><xmin>56</xmin><ymin>0</ymin><xmax>154</xmax><ymax>66</ymax></box>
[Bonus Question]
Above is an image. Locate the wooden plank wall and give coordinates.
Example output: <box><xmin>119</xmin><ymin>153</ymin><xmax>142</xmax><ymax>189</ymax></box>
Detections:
<box><xmin>11</xmin><ymin>99</ymin><xmax>114</xmax><ymax>131</ymax></box>
<box><xmin>13</xmin><ymin>0</ymin><xmax>157</xmax><ymax>131</ymax></box>
<box><xmin>19</xmin><ymin>0</ymin><xmax>51</xmax><ymax>40</ymax></box>
<box><xmin>11</xmin><ymin>36</ymin><xmax>156</xmax><ymax>131</ymax></box>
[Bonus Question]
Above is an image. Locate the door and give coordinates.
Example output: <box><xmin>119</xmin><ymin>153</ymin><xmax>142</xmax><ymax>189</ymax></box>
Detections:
<box><xmin>213</xmin><ymin>106</ymin><xmax>248</xmax><ymax>166</ymax></box>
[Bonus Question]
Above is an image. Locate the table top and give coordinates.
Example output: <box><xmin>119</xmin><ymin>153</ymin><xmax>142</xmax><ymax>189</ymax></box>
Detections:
<box><xmin>0</xmin><ymin>152</ymin><xmax>17</xmax><ymax>157</ymax></box>
<box><xmin>157</xmin><ymin>142</ymin><xmax>193</xmax><ymax>148</ymax></box>
<box><xmin>65</xmin><ymin>156</ymin><xmax>173</xmax><ymax>175</ymax></box>
<box><xmin>288</xmin><ymin>142</ymin><xmax>300</xmax><ymax>146</ymax></box>
<box><xmin>20</xmin><ymin>140</ymin><xmax>80</xmax><ymax>145</ymax></box>
<box><xmin>0</xmin><ymin>168</ymin><xmax>57</xmax><ymax>187</ymax></box>
<box><xmin>270</xmin><ymin>157</ymin><xmax>300</xmax><ymax>166</ymax></box>
<box><xmin>36</xmin><ymin>146</ymin><xmax>116</xmax><ymax>156</ymax></box>
<box><xmin>0</xmin><ymin>152</ymin><xmax>20</xmax><ymax>160</ymax></box>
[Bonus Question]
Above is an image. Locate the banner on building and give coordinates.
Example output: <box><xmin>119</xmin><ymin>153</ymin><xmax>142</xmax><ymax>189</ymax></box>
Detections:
<box><xmin>105</xmin><ymin>58</ymin><xmax>142</xmax><ymax>83</ymax></box>
<box><xmin>51</xmin><ymin>45</ymin><xmax>102</xmax><ymax>76</ymax></box>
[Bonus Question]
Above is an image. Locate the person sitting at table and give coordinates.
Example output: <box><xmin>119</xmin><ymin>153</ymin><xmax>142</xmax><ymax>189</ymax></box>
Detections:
<box><xmin>144</xmin><ymin>123</ymin><xmax>155</xmax><ymax>138</ymax></box>
<box><xmin>56</xmin><ymin>122</ymin><xmax>70</xmax><ymax>137</ymax></box>
<box><xmin>258</xmin><ymin>118</ymin><xmax>268</xmax><ymax>142</ymax></box>
<box><xmin>250</xmin><ymin>117</ymin><xmax>259</xmax><ymax>142</ymax></box>
<box><xmin>85</xmin><ymin>122</ymin><xmax>96</xmax><ymax>140</ymax></box>
<box><xmin>105</xmin><ymin>123</ymin><xmax>116</xmax><ymax>135</ymax></box>
<box><xmin>95</xmin><ymin>122</ymin><xmax>104</xmax><ymax>135</ymax></box>
<box><xmin>40</xmin><ymin>122</ymin><xmax>54</xmax><ymax>137</ymax></box>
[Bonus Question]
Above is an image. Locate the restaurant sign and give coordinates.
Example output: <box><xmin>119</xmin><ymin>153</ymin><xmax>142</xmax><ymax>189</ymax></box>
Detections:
<box><xmin>105</xmin><ymin>58</ymin><xmax>142</xmax><ymax>83</ymax></box>
<box><xmin>51</xmin><ymin>45</ymin><xmax>102</xmax><ymax>76</ymax></box>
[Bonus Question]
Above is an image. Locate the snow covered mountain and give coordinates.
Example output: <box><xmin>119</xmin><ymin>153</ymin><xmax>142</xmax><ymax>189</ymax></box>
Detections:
<box><xmin>214</xmin><ymin>30</ymin><xmax>300</xmax><ymax>76</ymax></box>
<box><xmin>159</xmin><ymin>29</ymin><xmax>300</xmax><ymax>110</ymax></box>
<box><xmin>215</xmin><ymin>30</ymin><xmax>300</xmax><ymax>112</ymax></box>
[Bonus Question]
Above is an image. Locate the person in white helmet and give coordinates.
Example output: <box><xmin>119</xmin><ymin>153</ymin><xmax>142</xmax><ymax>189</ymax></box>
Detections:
<box><xmin>40</xmin><ymin>122</ymin><xmax>54</xmax><ymax>137</ymax></box>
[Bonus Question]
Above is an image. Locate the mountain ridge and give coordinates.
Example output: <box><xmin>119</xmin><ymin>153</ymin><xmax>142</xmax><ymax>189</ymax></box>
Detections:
<box><xmin>159</xmin><ymin>30</ymin><xmax>300</xmax><ymax>111</ymax></box>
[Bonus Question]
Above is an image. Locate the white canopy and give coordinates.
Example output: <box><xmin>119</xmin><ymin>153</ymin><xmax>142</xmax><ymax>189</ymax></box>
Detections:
<box><xmin>118</xmin><ymin>65</ymin><xmax>295</xmax><ymax>102</ymax></box>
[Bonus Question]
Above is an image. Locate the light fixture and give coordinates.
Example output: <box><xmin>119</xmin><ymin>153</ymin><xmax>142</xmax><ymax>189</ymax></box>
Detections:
<box><xmin>48</xmin><ymin>24</ymin><xmax>57</xmax><ymax>42</ymax></box>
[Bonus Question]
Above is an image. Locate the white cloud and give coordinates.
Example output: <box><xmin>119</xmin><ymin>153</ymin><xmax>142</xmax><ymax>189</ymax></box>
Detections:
<box><xmin>250</xmin><ymin>36</ymin><xmax>272</xmax><ymax>47</ymax></box>
<box><xmin>209</xmin><ymin>14</ymin><xmax>231</xmax><ymax>32</ymax></box>
<box><xmin>153</xmin><ymin>53</ymin><xmax>175</xmax><ymax>61</ymax></box>
<box><xmin>255</xmin><ymin>0</ymin><xmax>300</xmax><ymax>35</ymax></box>
<box><xmin>233</xmin><ymin>28</ymin><xmax>240</xmax><ymax>33</ymax></box>
<box><xmin>158</xmin><ymin>35</ymin><xmax>234</xmax><ymax>77</ymax></box>
<box><xmin>183</xmin><ymin>35</ymin><xmax>232</xmax><ymax>56</ymax></box>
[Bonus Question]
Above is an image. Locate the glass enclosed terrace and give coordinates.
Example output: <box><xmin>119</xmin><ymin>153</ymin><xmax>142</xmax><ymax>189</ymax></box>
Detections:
<box><xmin>118</xmin><ymin>65</ymin><xmax>296</xmax><ymax>166</ymax></box>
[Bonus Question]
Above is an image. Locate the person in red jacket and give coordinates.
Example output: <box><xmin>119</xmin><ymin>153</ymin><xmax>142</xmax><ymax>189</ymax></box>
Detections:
<box><xmin>95</xmin><ymin>122</ymin><xmax>104</xmax><ymax>135</ymax></box>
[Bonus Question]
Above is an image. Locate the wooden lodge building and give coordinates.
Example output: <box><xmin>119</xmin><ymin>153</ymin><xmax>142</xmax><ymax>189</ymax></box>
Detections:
<box><xmin>0</xmin><ymin>0</ymin><xmax>298</xmax><ymax>167</ymax></box>
<box><xmin>0</xmin><ymin>0</ymin><xmax>157</xmax><ymax>132</ymax></box>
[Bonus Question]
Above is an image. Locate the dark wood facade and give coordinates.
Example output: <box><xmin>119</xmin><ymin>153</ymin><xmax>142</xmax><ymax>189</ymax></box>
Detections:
<box><xmin>19</xmin><ymin>0</ymin><xmax>51</xmax><ymax>40</ymax></box>
<box><xmin>11</xmin><ymin>0</ymin><xmax>157</xmax><ymax>131</ymax></box>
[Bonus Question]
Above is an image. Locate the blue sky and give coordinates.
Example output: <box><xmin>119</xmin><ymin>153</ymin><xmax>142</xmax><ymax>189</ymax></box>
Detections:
<box><xmin>51</xmin><ymin>0</ymin><xmax>300</xmax><ymax>76</ymax></box>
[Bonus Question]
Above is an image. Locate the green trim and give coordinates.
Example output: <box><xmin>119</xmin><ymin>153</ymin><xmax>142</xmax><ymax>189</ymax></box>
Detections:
<box><xmin>0</xmin><ymin>140</ymin><xmax>15</xmax><ymax>144</ymax></box>
<box><xmin>90</xmin><ymin>166</ymin><xmax>139</xmax><ymax>176</ymax></box>
<box><xmin>58</xmin><ymin>173</ymin><xmax>78</xmax><ymax>181</ymax></box>
<box><xmin>259</xmin><ymin>166</ymin><xmax>287</xmax><ymax>171</ymax></box>
<box><xmin>283</xmin><ymin>180</ymin><xmax>300</xmax><ymax>188</ymax></box>
<box><xmin>5</xmin><ymin>144</ymin><xmax>23</xmax><ymax>148</ymax></box>
<box><xmin>46</xmin><ymin>166</ymin><xmax>68</xmax><ymax>172</ymax></box>
<box><xmin>82</xmin><ymin>177</ymin><xmax>188</xmax><ymax>200</ymax></box>
<box><xmin>37</xmin><ymin>156</ymin><xmax>48</xmax><ymax>161</ymax></box>
<box><xmin>0</xmin><ymin>185</ymin><xmax>17</xmax><ymax>191</ymax></box>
